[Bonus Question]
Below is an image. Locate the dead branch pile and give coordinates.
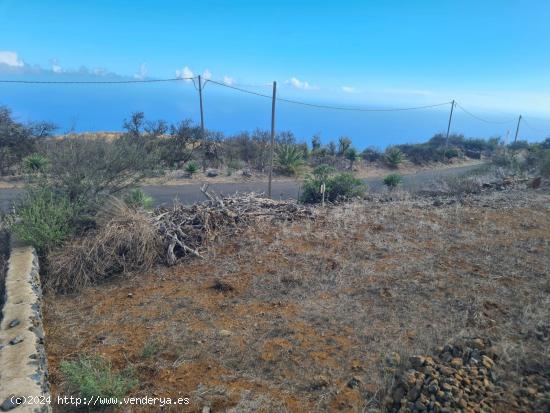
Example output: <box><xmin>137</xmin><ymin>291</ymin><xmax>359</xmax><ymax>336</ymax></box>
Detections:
<box><xmin>155</xmin><ymin>186</ymin><xmax>314</xmax><ymax>265</ymax></box>
<box><xmin>46</xmin><ymin>188</ymin><xmax>314</xmax><ymax>292</ymax></box>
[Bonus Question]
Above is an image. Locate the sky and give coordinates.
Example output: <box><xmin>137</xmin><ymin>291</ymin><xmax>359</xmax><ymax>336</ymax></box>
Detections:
<box><xmin>0</xmin><ymin>0</ymin><xmax>549</xmax><ymax>146</ymax></box>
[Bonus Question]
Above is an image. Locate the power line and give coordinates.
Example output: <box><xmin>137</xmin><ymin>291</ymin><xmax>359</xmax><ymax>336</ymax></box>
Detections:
<box><xmin>207</xmin><ymin>79</ymin><xmax>274</xmax><ymax>99</ymax></box>
<box><xmin>0</xmin><ymin>77</ymin><xmax>197</xmax><ymax>84</ymax></box>
<box><xmin>522</xmin><ymin>118</ymin><xmax>550</xmax><ymax>135</ymax></box>
<box><xmin>276</xmin><ymin>97</ymin><xmax>452</xmax><ymax>112</ymax></box>
<box><xmin>455</xmin><ymin>102</ymin><xmax>516</xmax><ymax>124</ymax></box>
<box><xmin>208</xmin><ymin>79</ymin><xmax>452</xmax><ymax>112</ymax></box>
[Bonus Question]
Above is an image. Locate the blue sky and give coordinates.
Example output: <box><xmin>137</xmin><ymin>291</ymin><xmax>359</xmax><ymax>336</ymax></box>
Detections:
<box><xmin>0</xmin><ymin>0</ymin><xmax>549</xmax><ymax>143</ymax></box>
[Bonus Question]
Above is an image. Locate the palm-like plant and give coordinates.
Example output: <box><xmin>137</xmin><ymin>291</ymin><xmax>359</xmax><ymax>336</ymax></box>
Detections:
<box><xmin>23</xmin><ymin>153</ymin><xmax>49</xmax><ymax>172</ymax></box>
<box><xmin>385</xmin><ymin>147</ymin><xmax>405</xmax><ymax>168</ymax></box>
<box><xmin>344</xmin><ymin>147</ymin><xmax>359</xmax><ymax>169</ymax></box>
<box><xmin>275</xmin><ymin>144</ymin><xmax>305</xmax><ymax>176</ymax></box>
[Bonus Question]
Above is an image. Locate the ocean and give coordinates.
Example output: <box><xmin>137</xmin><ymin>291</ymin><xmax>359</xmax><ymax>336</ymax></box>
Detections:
<box><xmin>1</xmin><ymin>81</ymin><xmax>547</xmax><ymax>149</ymax></box>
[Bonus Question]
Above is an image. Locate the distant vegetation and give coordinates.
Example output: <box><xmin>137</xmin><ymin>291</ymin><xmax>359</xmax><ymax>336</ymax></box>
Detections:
<box><xmin>1</xmin><ymin>105</ymin><xmax>550</xmax><ymax>252</ymax></box>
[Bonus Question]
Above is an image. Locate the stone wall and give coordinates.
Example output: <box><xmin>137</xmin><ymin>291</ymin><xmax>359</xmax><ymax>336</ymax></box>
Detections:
<box><xmin>0</xmin><ymin>241</ymin><xmax>51</xmax><ymax>412</ymax></box>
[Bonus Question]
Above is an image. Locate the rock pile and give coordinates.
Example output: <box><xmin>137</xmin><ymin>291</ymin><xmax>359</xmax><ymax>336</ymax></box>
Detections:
<box><xmin>385</xmin><ymin>338</ymin><xmax>550</xmax><ymax>412</ymax></box>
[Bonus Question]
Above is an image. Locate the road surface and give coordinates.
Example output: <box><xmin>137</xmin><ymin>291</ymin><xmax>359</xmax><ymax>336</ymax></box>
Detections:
<box><xmin>0</xmin><ymin>164</ymin><xmax>480</xmax><ymax>211</ymax></box>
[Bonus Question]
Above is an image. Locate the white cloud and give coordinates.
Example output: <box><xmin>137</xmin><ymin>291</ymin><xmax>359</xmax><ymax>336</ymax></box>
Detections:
<box><xmin>202</xmin><ymin>69</ymin><xmax>212</xmax><ymax>80</ymax></box>
<box><xmin>51</xmin><ymin>59</ymin><xmax>63</xmax><ymax>74</ymax></box>
<box><xmin>341</xmin><ymin>85</ymin><xmax>358</xmax><ymax>94</ymax></box>
<box><xmin>287</xmin><ymin>77</ymin><xmax>317</xmax><ymax>90</ymax></box>
<box><xmin>175</xmin><ymin>66</ymin><xmax>194</xmax><ymax>81</ymax></box>
<box><xmin>134</xmin><ymin>63</ymin><xmax>148</xmax><ymax>80</ymax></box>
<box><xmin>0</xmin><ymin>50</ymin><xmax>24</xmax><ymax>67</ymax></box>
<box><xmin>223</xmin><ymin>75</ymin><xmax>234</xmax><ymax>85</ymax></box>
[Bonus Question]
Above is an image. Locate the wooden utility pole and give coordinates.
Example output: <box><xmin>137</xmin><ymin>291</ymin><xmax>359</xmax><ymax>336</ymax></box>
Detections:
<box><xmin>267</xmin><ymin>81</ymin><xmax>277</xmax><ymax>198</ymax></box>
<box><xmin>445</xmin><ymin>100</ymin><xmax>455</xmax><ymax>149</ymax></box>
<box><xmin>198</xmin><ymin>75</ymin><xmax>205</xmax><ymax>133</ymax></box>
<box><xmin>514</xmin><ymin>115</ymin><xmax>522</xmax><ymax>143</ymax></box>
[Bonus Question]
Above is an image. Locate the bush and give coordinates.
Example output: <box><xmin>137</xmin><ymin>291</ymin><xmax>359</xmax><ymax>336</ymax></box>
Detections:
<box><xmin>361</xmin><ymin>147</ymin><xmax>382</xmax><ymax>162</ymax></box>
<box><xmin>0</xmin><ymin>106</ymin><xmax>55</xmax><ymax>175</ymax></box>
<box><xmin>344</xmin><ymin>147</ymin><xmax>360</xmax><ymax>168</ymax></box>
<box><xmin>300</xmin><ymin>165</ymin><xmax>365</xmax><ymax>203</ymax></box>
<box><xmin>23</xmin><ymin>153</ymin><xmax>49</xmax><ymax>173</ymax></box>
<box><xmin>9</xmin><ymin>188</ymin><xmax>75</xmax><ymax>253</ymax></box>
<box><xmin>275</xmin><ymin>144</ymin><xmax>305</xmax><ymax>176</ymax></box>
<box><xmin>444</xmin><ymin>147</ymin><xmax>461</xmax><ymax>159</ymax></box>
<box><xmin>124</xmin><ymin>188</ymin><xmax>154</xmax><ymax>210</ymax></box>
<box><xmin>38</xmin><ymin>135</ymin><xmax>160</xmax><ymax>211</ymax></box>
<box><xmin>383</xmin><ymin>174</ymin><xmax>403</xmax><ymax>189</ymax></box>
<box><xmin>60</xmin><ymin>355</ymin><xmax>137</xmax><ymax>405</ymax></box>
<box><xmin>385</xmin><ymin>147</ymin><xmax>404</xmax><ymax>168</ymax></box>
<box><xmin>184</xmin><ymin>161</ymin><xmax>199</xmax><ymax>175</ymax></box>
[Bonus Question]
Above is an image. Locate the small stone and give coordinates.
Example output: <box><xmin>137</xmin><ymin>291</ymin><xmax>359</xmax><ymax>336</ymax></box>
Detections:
<box><xmin>428</xmin><ymin>382</ymin><xmax>439</xmax><ymax>394</ymax></box>
<box><xmin>219</xmin><ymin>330</ymin><xmax>232</xmax><ymax>336</ymax></box>
<box><xmin>415</xmin><ymin>399</ymin><xmax>427</xmax><ymax>411</ymax></box>
<box><xmin>206</xmin><ymin>169</ymin><xmax>219</xmax><ymax>177</ymax></box>
<box><xmin>526</xmin><ymin>387</ymin><xmax>537</xmax><ymax>397</ymax></box>
<box><xmin>407</xmin><ymin>386</ymin><xmax>421</xmax><ymax>402</ymax></box>
<box><xmin>9</xmin><ymin>336</ymin><xmax>24</xmax><ymax>345</ymax></box>
<box><xmin>8</xmin><ymin>319</ymin><xmax>20</xmax><ymax>329</ymax></box>
<box><xmin>1</xmin><ymin>395</ymin><xmax>22</xmax><ymax>411</ymax></box>
<box><xmin>410</xmin><ymin>355</ymin><xmax>426</xmax><ymax>368</ymax></box>
<box><xmin>458</xmin><ymin>398</ymin><xmax>468</xmax><ymax>408</ymax></box>
<box><xmin>471</xmin><ymin>338</ymin><xmax>485</xmax><ymax>349</ymax></box>
<box><xmin>481</xmin><ymin>355</ymin><xmax>494</xmax><ymax>369</ymax></box>
<box><xmin>127</xmin><ymin>293</ymin><xmax>133</xmax><ymax>298</ymax></box>
<box><xmin>201</xmin><ymin>407</ymin><xmax>211</xmax><ymax>413</ymax></box>
<box><xmin>451</xmin><ymin>357</ymin><xmax>463</xmax><ymax>368</ymax></box>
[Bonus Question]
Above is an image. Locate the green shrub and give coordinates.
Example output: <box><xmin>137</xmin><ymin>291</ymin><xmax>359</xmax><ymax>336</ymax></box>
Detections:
<box><xmin>300</xmin><ymin>165</ymin><xmax>365</xmax><ymax>203</ymax></box>
<box><xmin>60</xmin><ymin>355</ymin><xmax>137</xmax><ymax>405</ymax></box>
<box><xmin>9</xmin><ymin>188</ymin><xmax>75</xmax><ymax>252</ymax></box>
<box><xmin>124</xmin><ymin>188</ymin><xmax>154</xmax><ymax>210</ymax></box>
<box><xmin>344</xmin><ymin>147</ymin><xmax>360</xmax><ymax>169</ymax></box>
<box><xmin>385</xmin><ymin>147</ymin><xmax>404</xmax><ymax>168</ymax></box>
<box><xmin>383</xmin><ymin>174</ymin><xmax>403</xmax><ymax>189</ymax></box>
<box><xmin>184</xmin><ymin>161</ymin><xmax>199</xmax><ymax>175</ymax></box>
<box><xmin>275</xmin><ymin>144</ymin><xmax>305</xmax><ymax>176</ymax></box>
<box><xmin>39</xmin><ymin>135</ymin><xmax>160</xmax><ymax>210</ymax></box>
<box><xmin>23</xmin><ymin>153</ymin><xmax>49</xmax><ymax>172</ymax></box>
<box><xmin>444</xmin><ymin>147</ymin><xmax>460</xmax><ymax>159</ymax></box>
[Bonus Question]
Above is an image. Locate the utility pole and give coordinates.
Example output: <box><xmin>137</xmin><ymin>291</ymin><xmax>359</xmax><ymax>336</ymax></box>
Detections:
<box><xmin>267</xmin><ymin>81</ymin><xmax>277</xmax><ymax>198</ymax></box>
<box><xmin>514</xmin><ymin>115</ymin><xmax>522</xmax><ymax>143</ymax></box>
<box><xmin>445</xmin><ymin>100</ymin><xmax>455</xmax><ymax>149</ymax></box>
<box><xmin>198</xmin><ymin>75</ymin><xmax>205</xmax><ymax>133</ymax></box>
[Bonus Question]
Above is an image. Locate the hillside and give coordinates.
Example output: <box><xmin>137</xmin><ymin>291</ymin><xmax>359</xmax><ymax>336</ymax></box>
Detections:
<box><xmin>43</xmin><ymin>185</ymin><xmax>550</xmax><ymax>412</ymax></box>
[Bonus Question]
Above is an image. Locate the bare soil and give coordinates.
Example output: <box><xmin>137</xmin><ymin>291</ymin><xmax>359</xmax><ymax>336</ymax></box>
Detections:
<box><xmin>43</xmin><ymin>186</ymin><xmax>550</xmax><ymax>412</ymax></box>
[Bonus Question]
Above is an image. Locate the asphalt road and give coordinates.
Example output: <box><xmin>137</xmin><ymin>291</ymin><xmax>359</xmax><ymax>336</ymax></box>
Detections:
<box><xmin>0</xmin><ymin>164</ymin><xmax>480</xmax><ymax>211</ymax></box>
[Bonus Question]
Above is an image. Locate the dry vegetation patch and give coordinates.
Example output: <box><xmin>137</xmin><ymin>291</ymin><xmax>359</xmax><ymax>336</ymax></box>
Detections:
<box><xmin>43</xmin><ymin>188</ymin><xmax>550</xmax><ymax>412</ymax></box>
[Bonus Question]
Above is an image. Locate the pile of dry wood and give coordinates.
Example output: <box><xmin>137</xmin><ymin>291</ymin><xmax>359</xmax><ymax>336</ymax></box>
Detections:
<box><xmin>155</xmin><ymin>185</ymin><xmax>314</xmax><ymax>265</ymax></box>
<box><xmin>46</xmin><ymin>187</ymin><xmax>314</xmax><ymax>292</ymax></box>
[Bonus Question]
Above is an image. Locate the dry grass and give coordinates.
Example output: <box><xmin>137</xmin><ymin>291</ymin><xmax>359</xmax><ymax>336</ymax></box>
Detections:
<box><xmin>45</xmin><ymin>200</ymin><xmax>161</xmax><ymax>293</ymax></box>
<box><xmin>43</xmin><ymin>187</ymin><xmax>550</xmax><ymax>412</ymax></box>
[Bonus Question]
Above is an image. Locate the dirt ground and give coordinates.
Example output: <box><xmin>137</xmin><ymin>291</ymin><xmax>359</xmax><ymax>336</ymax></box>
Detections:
<box><xmin>43</xmin><ymin>187</ymin><xmax>550</xmax><ymax>412</ymax></box>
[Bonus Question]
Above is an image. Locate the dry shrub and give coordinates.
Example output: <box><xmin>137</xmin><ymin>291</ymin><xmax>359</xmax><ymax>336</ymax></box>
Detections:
<box><xmin>45</xmin><ymin>199</ymin><xmax>161</xmax><ymax>293</ymax></box>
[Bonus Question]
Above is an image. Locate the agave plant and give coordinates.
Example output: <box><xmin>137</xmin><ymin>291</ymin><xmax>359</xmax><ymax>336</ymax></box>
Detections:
<box><xmin>124</xmin><ymin>188</ymin><xmax>154</xmax><ymax>209</ymax></box>
<box><xmin>275</xmin><ymin>144</ymin><xmax>305</xmax><ymax>176</ymax></box>
<box><xmin>385</xmin><ymin>147</ymin><xmax>405</xmax><ymax>168</ymax></box>
<box><xmin>23</xmin><ymin>153</ymin><xmax>49</xmax><ymax>172</ymax></box>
